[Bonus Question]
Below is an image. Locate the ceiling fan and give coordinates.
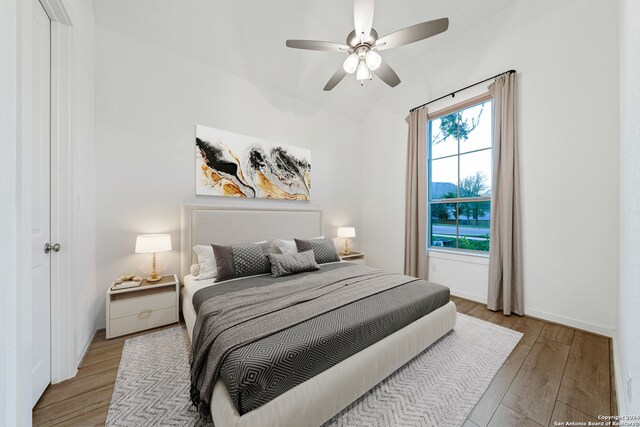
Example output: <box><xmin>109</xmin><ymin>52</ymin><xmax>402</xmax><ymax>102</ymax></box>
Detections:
<box><xmin>285</xmin><ymin>0</ymin><xmax>449</xmax><ymax>91</ymax></box>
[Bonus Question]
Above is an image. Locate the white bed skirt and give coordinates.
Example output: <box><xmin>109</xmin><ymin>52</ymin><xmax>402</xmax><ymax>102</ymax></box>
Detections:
<box><xmin>181</xmin><ymin>288</ymin><xmax>457</xmax><ymax>427</ymax></box>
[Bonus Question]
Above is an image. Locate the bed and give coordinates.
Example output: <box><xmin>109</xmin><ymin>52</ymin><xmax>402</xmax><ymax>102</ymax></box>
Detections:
<box><xmin>180</xmin><ymin>204</ymin><xmax>457</xmax><ymax>427</ymax></box>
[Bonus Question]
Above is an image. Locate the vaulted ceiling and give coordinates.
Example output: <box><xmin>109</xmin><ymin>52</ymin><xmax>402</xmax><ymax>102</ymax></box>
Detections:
<box><xmin>93</xmin><ymin>0</ymin><xmax>517</xmax><ymax>121</ymax></box>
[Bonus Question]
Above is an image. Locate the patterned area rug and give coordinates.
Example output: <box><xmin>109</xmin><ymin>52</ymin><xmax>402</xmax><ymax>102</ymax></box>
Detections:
<box><xmin>106</xmin><ymin>314</ymin><xmax>521</xmax><ymax>427</ymax></box>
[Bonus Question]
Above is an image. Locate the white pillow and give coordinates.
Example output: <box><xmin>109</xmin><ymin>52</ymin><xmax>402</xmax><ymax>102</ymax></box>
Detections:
<box><xmin>193</xmin><ymin>245</ymin><xmax>217</xmax><ymax>280</ymax></box>
<box><xmin>190</xmin><ymin>264</ymin><xmax>200</xmax><ymax>276</ymax></box>
<box><xmin>270</xmin><ymin>237</ymin><xmax>325</xmax><ymax>254</ymax></box>
<box><xmin>271</xmin><ymin>239</ymin><xmax>298</xmax><ymax>255</ymax></box>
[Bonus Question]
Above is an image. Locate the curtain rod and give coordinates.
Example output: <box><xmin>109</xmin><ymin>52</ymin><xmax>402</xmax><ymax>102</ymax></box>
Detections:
<box><xmin>409</xmin><ymin>69</ymin><xmax>516</xmax><ymax>113</ymax></box>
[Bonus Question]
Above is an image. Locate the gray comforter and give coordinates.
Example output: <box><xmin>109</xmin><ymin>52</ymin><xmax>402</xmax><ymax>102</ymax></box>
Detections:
<box><xmin>190</xmin><ymin>263</ymin><xmax>449</xmax><ymax>416</ymax></box>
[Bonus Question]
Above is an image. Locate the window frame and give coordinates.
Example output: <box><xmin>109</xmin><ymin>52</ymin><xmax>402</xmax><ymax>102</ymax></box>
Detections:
<box><xmin>427</xmin><ymin>93</ymin><xmax>493</xmax><ymax>255</ymax></box>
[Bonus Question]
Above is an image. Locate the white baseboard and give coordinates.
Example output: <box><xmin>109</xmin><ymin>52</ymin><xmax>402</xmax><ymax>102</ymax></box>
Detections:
<box><xmin>524</xmin><ymin>307</ymin><xmax>614</xmax><ymax>337</ymax></box>
<box><xmin>612</xmin><ymin>335</ymin><xmax>626</xmax><ymax>415</ymax></box>
<box><xmin>50</xmin><ymin>330</ymin><xmax>94</xmax><ymax>385</ymax></box>
<box><xmin>76</xmin><ymin>328</ymin><xmax>97</xmax><ymax>368</ymax></box>
<box><xmin>449</xmin><ymin>290</ymin><xmax>613</xmax><ymax>337</ymax></box>
<box><xmin>449</xmin><ymin>290</ymin><xmax>487</xmax><ymax>305</ymax></box>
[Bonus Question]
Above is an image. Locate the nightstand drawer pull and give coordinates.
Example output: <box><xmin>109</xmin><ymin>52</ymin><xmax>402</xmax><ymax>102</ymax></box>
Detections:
<box><xmin>110</xmin><ymin>289</ymin><xmax>176</xmax><ymax>319</ymax></box>
<box><xmin>108</xmin><ymin>306</ymin><xmax>177</xmax><ymax>338</ymax></box>
<box><xmin>138</xmin><ymin>309</ymin><xmax>152</xmax><ymax>319</ymax></box>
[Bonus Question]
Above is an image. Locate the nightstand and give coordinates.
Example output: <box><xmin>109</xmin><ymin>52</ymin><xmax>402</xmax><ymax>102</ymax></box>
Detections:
<box><xmin>339</xmin><ymin>251</ymin><xmax>366</xmax><ymax>265</ymax></box>
<box><xmin>106</xmin><ymin>274</ymin><xmax>179</xmax><ymax>339</ymax></box>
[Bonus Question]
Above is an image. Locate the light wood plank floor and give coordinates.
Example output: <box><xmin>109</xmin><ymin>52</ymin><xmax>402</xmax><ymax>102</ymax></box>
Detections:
<box><xmin>33</xmin><ymin>297</ymin><xmax>617</xmax><ymax>426</ymax></box>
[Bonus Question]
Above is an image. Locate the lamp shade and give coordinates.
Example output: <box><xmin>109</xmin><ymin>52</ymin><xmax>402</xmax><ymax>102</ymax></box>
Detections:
<box><xmin>365</xmin><ymin>50</ymin><xmax>382</xmax><ymax>71</ymax></box>
<box><xmin>135</xmin><ymin>234</ymin><xmax>172</xmax><ymax>254</ymax></box>
<box><xmin>337</xmin><ymin>227</ymin><xmax>356</xmax><ymax>238</ymax></box>
<box><xmin>343</xmin><ymin>54</ymin><xmax>359</xmax><ymax>74</ymax></box>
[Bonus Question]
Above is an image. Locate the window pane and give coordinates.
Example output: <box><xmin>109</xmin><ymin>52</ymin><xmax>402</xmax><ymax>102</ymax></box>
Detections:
<box><xmin>427</xmin><ymin>99</ymin><xmax>493</xmax><ymax>254</ymax></box>
<box><xmin>430</xmin><ymin>203</ymin><xmax>457</xmax><ymax>249</ymax></box>
<box><xmin>458</xmin><ymin>201</ymin><xmax>491</xmax><ymax>252</ymax></box>
<box><xmin>459</xmin><ymin>102</ymin><xmax>492</xmax><ymax>154</ymax></box>
<box><xmin>430</xmin><ymin>156</ymin><xmax>458</xmax><ymax>200</ymax></box>
<box><xmin>459</xmin><ymin>150</ymin><xmax>492</xmax><ymax>197</ymax></box>
<box><xmin>430</xmin><ymin>113</ymin><xmax>458</xmax><ymax>160</ymax></box>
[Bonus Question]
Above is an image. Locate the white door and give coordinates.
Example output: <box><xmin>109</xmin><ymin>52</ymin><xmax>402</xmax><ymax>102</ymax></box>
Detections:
<box><xmin>31</xmin><ymin>0</ymin><xmax>52</xmax><ymax>407</ymax></box>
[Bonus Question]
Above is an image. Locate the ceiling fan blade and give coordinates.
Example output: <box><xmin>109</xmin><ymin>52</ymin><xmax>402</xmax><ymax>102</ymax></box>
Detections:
<box><xmin>353</xmin><ymin>0</ymin><xmax>374</xmax><ymax>42</ymax></box>
<box><xmin>285</xmin><ymin>40</ymin><xmax>350</xmax><ymax>52</ymax></box>
<box><xmin>323</xmin><ymin>66</ymin><xmax>348</xmax><ymax>91</ymax></box>
<box><xmin>375</xmin><ymin>18</ymin><xmax>449</xmax><ymax>51</ymax></box>
<box><xmin>374</xmin><ymin>59</ymin><xmax>401</xmax><ymax>87</ymax></box>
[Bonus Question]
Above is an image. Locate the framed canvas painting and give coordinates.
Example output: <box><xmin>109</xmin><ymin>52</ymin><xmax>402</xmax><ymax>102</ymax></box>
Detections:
<box><xmin>195</xmin><ymin>125</ymin><xmax>311</xmax><ymax>200</ymax></box>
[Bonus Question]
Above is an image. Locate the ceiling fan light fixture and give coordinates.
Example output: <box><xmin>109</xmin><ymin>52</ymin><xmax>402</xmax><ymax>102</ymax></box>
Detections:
<box><xmin>365</xmin><ymin>50</ymin><xmax>382</xmax><ymax>70</ymax></box>
<box><xmin>356</xmin><ymin>60</ymin><xmax>370</xmax><ymax>81</ymax></box>
<box><xmin>343</xmin><ymin>54</ymin><xmax>359</xmax><ymax>74</ymax></box>
<box><xmin>285</xmin><ymin>0</ymin><xmax>449</xmax><ymax>91</ymax></box>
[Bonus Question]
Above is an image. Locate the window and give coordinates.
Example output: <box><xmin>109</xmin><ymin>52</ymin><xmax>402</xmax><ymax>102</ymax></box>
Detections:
<box><xmin>428</xmin><ymin>98</ymin><xmax>493</xmax><ymax>253</ymax></box>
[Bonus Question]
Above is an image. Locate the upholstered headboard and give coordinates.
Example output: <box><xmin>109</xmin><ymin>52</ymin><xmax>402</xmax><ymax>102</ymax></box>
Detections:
<box><xmin>180</xmin><ymin>204</ymin><xmax>322</xmax><ymax>280</ymax></box>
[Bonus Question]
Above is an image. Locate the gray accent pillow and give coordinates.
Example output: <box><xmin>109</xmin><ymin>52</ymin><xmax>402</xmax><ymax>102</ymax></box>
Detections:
<box><xmin>267</xmin><ymin>250</ymin><xmax>319</xmax><ymax>278</ymax></box>
<box><xmin>294</xmin><ymin>238</ymin><xmax>340</xmax><ymax>264</ymax></box>
<box><xmin>212</xmin><ymin>243</ymin><xmax>271</xmax><ymax>282</ymax></box>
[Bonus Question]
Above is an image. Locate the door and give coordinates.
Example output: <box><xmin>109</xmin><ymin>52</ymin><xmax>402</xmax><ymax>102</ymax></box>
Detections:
<box><xmin>31</xmin><ymin>0</ymin><xmax>52</xmax><ymax>407</ymax></box>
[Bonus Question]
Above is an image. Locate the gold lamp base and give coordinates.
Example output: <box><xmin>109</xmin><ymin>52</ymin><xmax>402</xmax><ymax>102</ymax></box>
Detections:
<box><xmin>146</xmin><ymin>252</ymin><xmax>162</xmax><ymax>282</ymax></box>
<box><xmin>342</xmin><ymin>239</ymin><xmax>351</xmax><ymax>255</ymax></box>
<box><xmin>146</xmin><ymin>272</ymin><xmax>162</xmax><ymax>282</ymax></box>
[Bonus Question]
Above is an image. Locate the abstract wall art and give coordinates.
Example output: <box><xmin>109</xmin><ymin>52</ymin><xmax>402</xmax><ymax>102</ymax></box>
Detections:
<box><xmin>195</xmin><ymin>125</ymin><xmax>311</xmax><ymax>200</ymax></box>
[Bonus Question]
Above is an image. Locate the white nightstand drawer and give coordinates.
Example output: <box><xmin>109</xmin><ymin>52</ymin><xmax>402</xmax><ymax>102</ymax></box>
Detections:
<box><xmin>109</xmin><ymin>306</ymin><xmax>177</xmax><ymax>337</ymax></box>
<box><xmin>110</xmin><ymin>288</ymin><xmax>176</xmax><ymax>319</ymax></box>
<box><xmin>106</xmin><ymin>274</ymin><xmax>179</xmax><ymax>339</ymax></box>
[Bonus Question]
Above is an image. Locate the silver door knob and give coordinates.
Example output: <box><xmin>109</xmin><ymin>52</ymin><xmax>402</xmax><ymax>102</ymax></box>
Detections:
<box><xmin>44</xmin><ymin>243</ymin><xmax>61</xmax><ymax>253</ymax></box>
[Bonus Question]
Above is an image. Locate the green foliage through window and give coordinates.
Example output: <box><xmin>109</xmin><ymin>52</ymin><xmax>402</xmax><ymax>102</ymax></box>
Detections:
<box><xmin>458</xmin><ymin>235</ymin><xmax>490</xmax><ymax>252</ymax></box>
<box><xmin>431</xmin><ymin>105</ymin><xmax>485</xmax><ymax>146</ymax></box>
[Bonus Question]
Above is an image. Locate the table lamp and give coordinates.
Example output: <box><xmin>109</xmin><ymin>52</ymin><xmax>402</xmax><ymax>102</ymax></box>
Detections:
<box><xmin>337</xmin><ymin>227</ymin><xmax>356</xmax><ymax>255</ymax></box>
<box><xmin>135</xmin><ymin>234</ymin><xmax>172</xmax><ymax>282</ymax></box>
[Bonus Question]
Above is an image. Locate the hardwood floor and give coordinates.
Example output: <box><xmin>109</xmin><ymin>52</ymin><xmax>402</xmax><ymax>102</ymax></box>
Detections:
<box><xmin>33</xmin><ymin>298</ymin><xmax>616</xmax><ymax>426</ymax></box>
<box><xmin>32</xmin><ymin>324</ymin><xmax>179</xmax><ymax>427</ymax></box>
<box><xmin>454</xmin><ymin>296</ymin><xmax>616</xmax><ymax>427</ymax></box>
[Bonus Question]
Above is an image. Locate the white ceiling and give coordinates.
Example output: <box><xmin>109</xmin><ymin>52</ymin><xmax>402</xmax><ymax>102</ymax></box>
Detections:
<box><xmin>93</xmin><ymin>0</ymin><xmax>517</xmax><ymax>121</ymax></box>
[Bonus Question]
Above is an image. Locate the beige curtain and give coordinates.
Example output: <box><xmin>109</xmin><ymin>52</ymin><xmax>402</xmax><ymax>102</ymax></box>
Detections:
<box><xmin>487</xmin><ymin>73</ymin><xmax>524</xmax><ymax>315</ymax></box>
<box><xmin>404</xmin><ymin>107</ymin><xmax>429</xmax><ymax>279</ymax></box>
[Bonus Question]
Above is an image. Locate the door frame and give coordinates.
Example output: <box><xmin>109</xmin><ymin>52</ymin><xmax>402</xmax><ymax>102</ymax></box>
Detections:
<box><xmin>42</xmin><ymin>0</ymin><xmax>75</xmax><ymax>384</ymax></box>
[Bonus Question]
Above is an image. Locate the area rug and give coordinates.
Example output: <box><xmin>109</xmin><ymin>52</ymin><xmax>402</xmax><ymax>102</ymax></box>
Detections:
<box><xmin>106</xmin><ymin>314</ymin><xmax>522</xmax><ymax>427</ymax></box>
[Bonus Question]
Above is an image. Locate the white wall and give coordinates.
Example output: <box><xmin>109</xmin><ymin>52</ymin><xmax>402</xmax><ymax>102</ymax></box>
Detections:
<box><xmin>617</xmin><ymin>0</ymin><xmax>640</xmax><ymax>414</ymax></box>
<box><xmin>428</xmin><ymin>251</ymin><xmax>489</xmax><ymax>303</ymax></box>
<box><xmin>93</xmin><ymin>26</ymin><xmax>363</xmax><ymax>327</ymax></box>
<box><xmin>360</xmin><ymin>0</ymin><xmax>619</xmax><ymax>335</ymax></box>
